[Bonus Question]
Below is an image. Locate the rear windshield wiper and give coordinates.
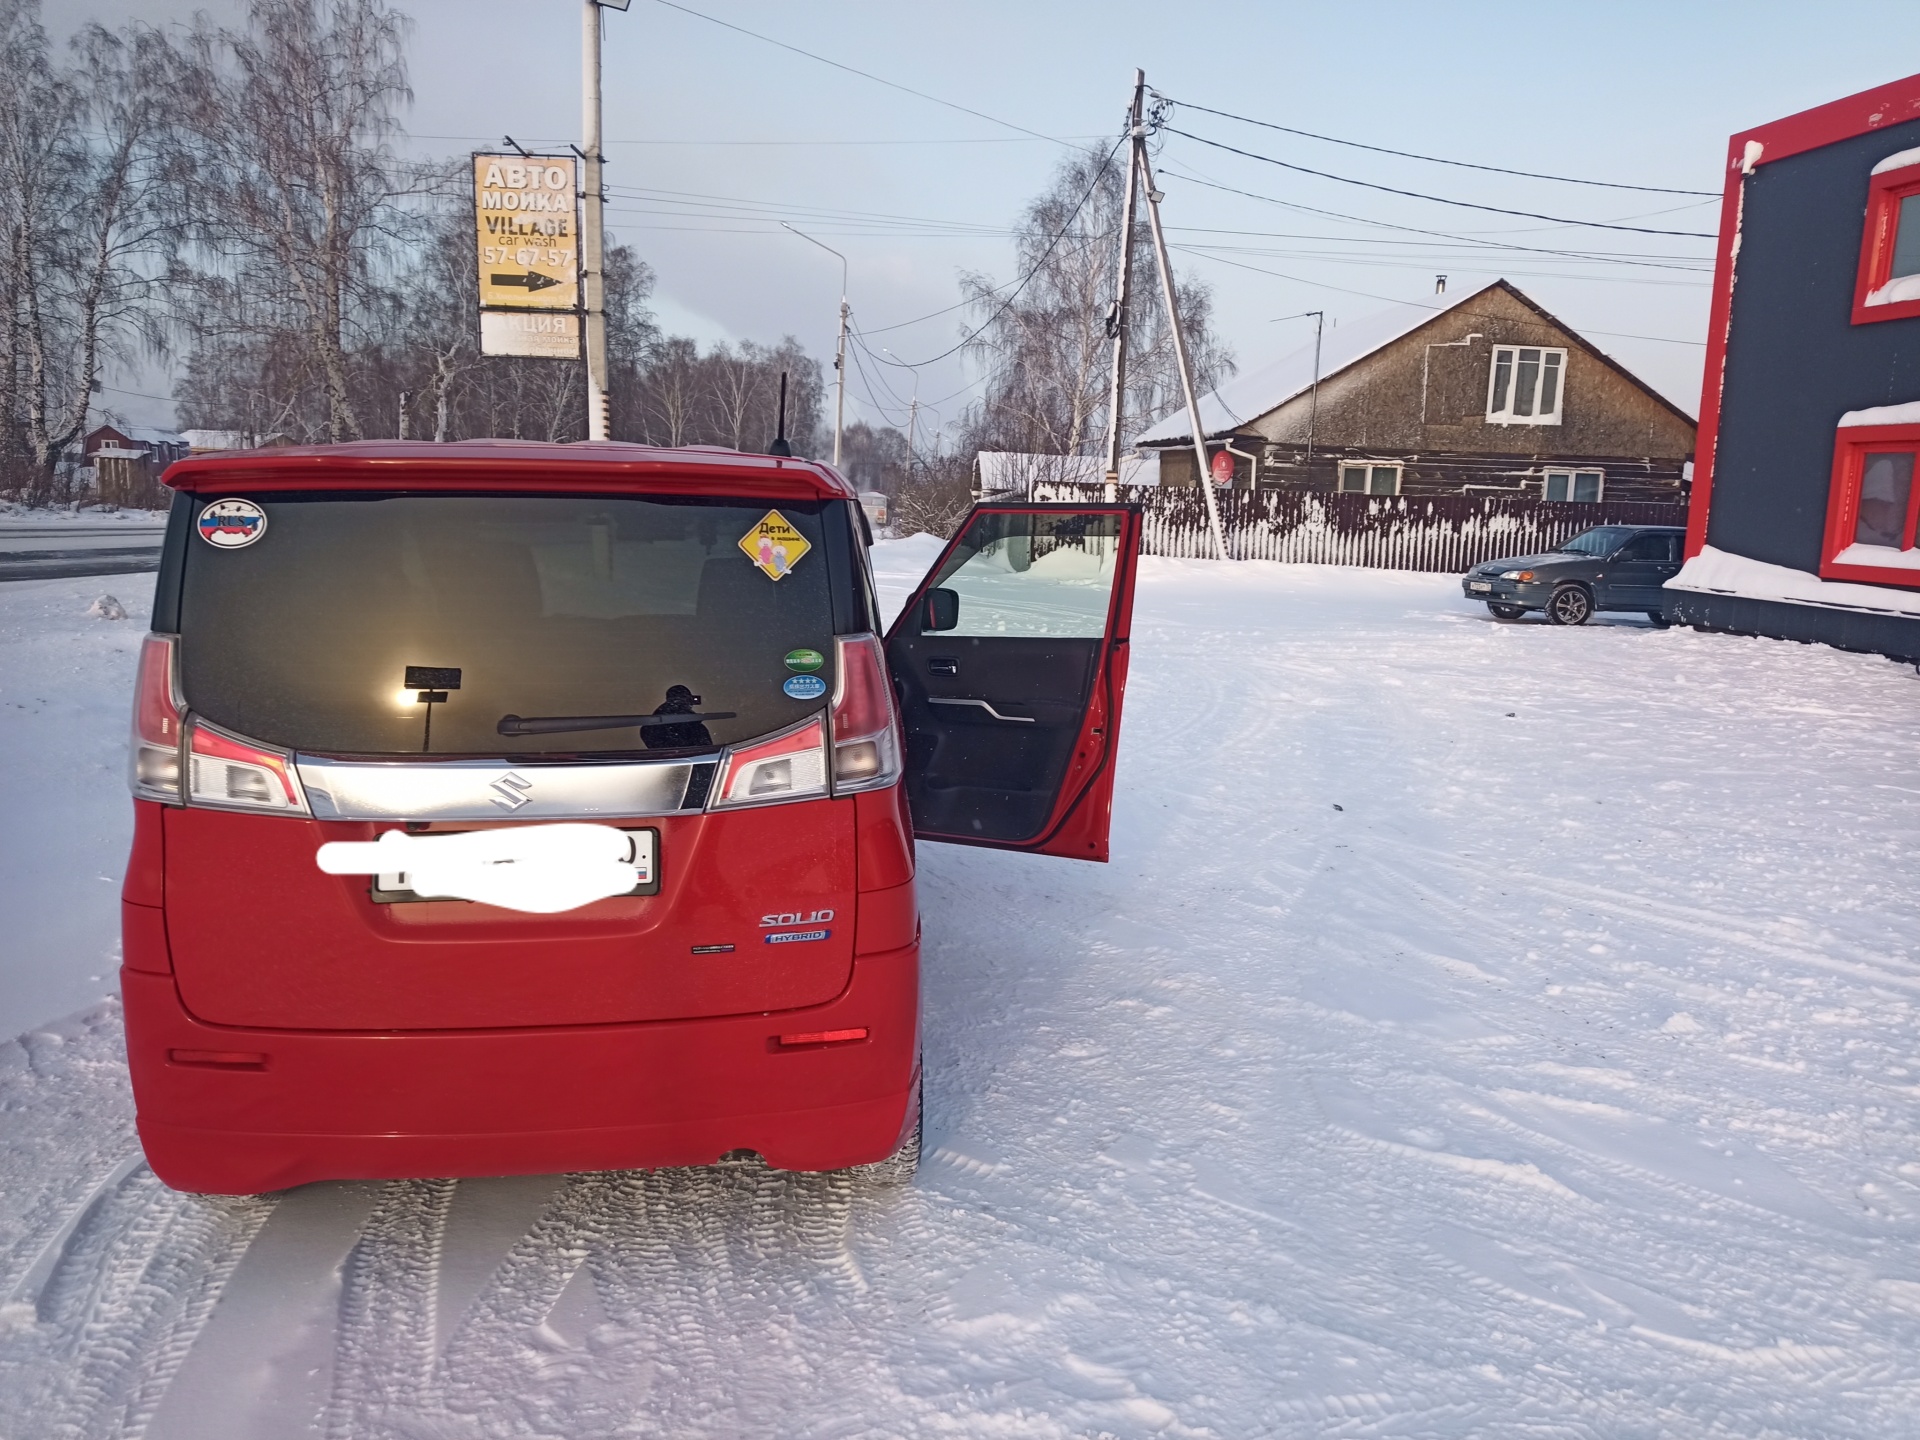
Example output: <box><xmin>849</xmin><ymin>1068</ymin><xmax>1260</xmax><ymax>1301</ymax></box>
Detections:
<box><xmin>498</xmin><ymin>711</ymin><xmax>738</xmax><ymax>737</ymax></box>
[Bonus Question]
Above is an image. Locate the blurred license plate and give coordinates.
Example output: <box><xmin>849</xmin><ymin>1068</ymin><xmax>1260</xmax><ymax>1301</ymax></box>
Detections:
<box><xmin>374</xmin><ymin>826</ymin><xmax>659</xmax><ymax>903</ymax></box>
<box><xmin>1468</xmin><ymin>581</ymin><xmax>1492</xmax><ymax>592</ymax></box>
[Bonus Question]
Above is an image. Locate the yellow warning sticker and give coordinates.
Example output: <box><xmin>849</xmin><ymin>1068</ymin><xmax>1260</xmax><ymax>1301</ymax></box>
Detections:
<box><xmin>738</xmin><ymin>510</ymin><xmax>811</xmax><ymax>580</ymax></box>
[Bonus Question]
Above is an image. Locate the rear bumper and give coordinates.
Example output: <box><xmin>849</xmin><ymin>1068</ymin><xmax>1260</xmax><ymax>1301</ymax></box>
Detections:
<box><xmin>122</xmin><ymin>941</ymin><xmax>920</xmax><ymax>1194</ymax></box>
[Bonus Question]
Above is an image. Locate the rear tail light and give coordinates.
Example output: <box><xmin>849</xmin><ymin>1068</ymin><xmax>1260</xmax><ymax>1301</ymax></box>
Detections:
<box><xmin>129</xmin><ymin>634</ymin><xmax>184</xmax><ymax>802</ymax></box>
<box><xmin>709</xmin><ymin>715</ymin><xmax>828</xmax><ymax>809</ymax></box>
<box><xmin>829</xmin><ymin>633</ymin><xmax>901</xmax><ymax>794</ymax></box>
<box><xmin>187</xmin><ymin>722</ymin><xmax>308</xmax><ymax>813</ymax></box>
<box><xmin>129</xmin><ymin>633</ymin><xmax>308</xmax><ymax>812</ymax></box>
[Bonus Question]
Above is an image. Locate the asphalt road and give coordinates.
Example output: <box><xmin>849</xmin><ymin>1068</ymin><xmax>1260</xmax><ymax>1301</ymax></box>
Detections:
<box><xmin>0</xmin><ymin>522</ymin><xmax>166</xmax><ymax>582</ymax></box>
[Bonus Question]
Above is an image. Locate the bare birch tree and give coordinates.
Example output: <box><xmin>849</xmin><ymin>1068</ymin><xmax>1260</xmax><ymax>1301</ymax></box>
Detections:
<box><xmin>960</xmin><ymin>142</ymin><xmax>1232</xmax><ymax>459</ymax></box>
<box><xmin>170</xmin><ymin>0</ymin><xmax>420</xmax><ymax>443</ymax></box>
<box><xmin>0</xmin><ymin>2</ymin><xmax>172</xmax><ymax>499</ymax></box>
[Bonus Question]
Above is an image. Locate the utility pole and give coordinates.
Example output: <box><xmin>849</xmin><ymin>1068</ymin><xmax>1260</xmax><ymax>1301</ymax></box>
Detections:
<box><xmin>1307</xmin><ymin>311</ymin><xmax>1323</xmax><ymax>467</ymax></box>
<box><xmin>906</xmin><ymin>394</ymin><xmax>919</xmax><ymax>469</ymax></box>
<box><xmin>781</xmin><ymin>222</ymin><xmax>849</xmax><ymax>466</ymax></box>
<box><xmin>1100</xmin><ymin>70</ymin><xmax>1146</xmax><ymax>503</ymax></box>
<box><xmin>1134</xmin><ymin>108</ymin><xmax>1229</xmax><ymax>562</ymax></box>
<box><xmin>581</xmin><ymin>1</ymin><xmax>628</xmax><ymax>442</ymax></box>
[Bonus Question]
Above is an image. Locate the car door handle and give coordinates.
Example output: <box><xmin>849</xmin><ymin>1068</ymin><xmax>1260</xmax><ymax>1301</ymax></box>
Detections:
<box><xmin>928</xmin><ymin>697</ymin><xmax>1036</xmax><ymax>723</ymax></box>
<box><xmin>928</xmin><ymin>657</ymin><xmax>958</xmax><ymax>676</ymax></box>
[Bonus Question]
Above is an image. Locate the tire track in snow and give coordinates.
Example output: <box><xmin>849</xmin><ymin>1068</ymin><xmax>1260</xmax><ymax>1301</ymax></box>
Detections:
<box><xmin>323</xmin><ymin>1177</ymin><xmax>457</xmax><ymax>1440</ymax></box>
<box><xmin>16</xmin><ymin>1167</ymin><xmax>271</xmax><ymax>1440</ymax></box>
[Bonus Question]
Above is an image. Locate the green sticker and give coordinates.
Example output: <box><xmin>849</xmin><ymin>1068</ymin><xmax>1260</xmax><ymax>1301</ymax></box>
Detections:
<box><xmin>783</xmin><ymin>647</ymin><xmax>825</xmax><ymax>673</ymax></box>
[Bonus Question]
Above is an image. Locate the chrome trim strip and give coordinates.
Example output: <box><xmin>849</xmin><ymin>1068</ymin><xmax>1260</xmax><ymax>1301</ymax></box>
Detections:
<box><xmin>296</xmin><ymin>755</ymin><xmax>706</xmax><ymax>822</ymax></box>
<box><xmin>927</xmin><ymin>697</ymin><xmax>1036</xmax><ymax>723</ymax></box>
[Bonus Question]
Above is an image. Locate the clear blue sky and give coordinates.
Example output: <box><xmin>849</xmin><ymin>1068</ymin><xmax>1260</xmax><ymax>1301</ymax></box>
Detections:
<box><xmin>62</xmin><ymin>0</ymin><xmax>1920</xmax><ymax>438</ymax></box>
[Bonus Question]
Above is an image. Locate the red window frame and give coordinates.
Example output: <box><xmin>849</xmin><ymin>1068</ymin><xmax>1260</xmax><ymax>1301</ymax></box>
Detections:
<box><xmin>1820</xmin><ymin>421</ymin><xmax>1920</xmax><ymax>587</ymax></box>
<box><xmin>1850</xmin><ymin>158</ymin><xmax>1920</xmax><ymax>325</ymax></box>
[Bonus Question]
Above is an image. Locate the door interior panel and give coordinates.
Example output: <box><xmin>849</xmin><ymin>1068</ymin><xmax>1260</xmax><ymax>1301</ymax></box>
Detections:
<box><xmin>883</xmin><ymin>504</ymin><xmax>1139</xmax><ymax>858</ymax></box>
<box><xmin>887</xmin><ymin>635</ymin><xmax>1099</xmax><ymax>841</ymax></box>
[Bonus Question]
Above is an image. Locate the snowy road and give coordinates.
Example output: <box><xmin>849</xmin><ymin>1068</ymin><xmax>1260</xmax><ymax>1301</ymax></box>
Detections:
<box><xmin>0</xmin><ymin>511</ymin><xmax>166</xmax><ymax>582</ymax></box>
<box><xmin>4</xmin><ymin>541</ymin><xmax>1920</xmax><ymax>1437</ymax></box>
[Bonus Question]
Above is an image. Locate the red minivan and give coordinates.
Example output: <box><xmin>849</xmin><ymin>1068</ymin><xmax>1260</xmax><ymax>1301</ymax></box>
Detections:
<box><xmin>121</xmin><ymin>441</ymin><xmax>1140</xmax><ymax>1194</ymax></box>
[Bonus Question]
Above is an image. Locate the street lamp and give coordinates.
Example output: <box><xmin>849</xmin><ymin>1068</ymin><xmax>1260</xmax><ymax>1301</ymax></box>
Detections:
<box><xmin>781</xmin><ymin>222</ymin><xmax>849</xmax><ymax>467</ymax></box>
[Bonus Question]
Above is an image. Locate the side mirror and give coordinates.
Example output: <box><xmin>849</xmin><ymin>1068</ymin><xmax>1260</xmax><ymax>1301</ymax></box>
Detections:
<box><xmin>922</xmin><ymin>587</ymin><xmax>959</xmax><ymax>633</ymax></box>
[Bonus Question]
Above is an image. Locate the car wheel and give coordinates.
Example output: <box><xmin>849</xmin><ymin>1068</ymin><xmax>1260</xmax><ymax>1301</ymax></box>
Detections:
<box><xmin>1546</xmin><ymin>584</ymin><xmax>1593</xmax><ymax>626</ymax></box>
<box><xmin>855</xmin><ymin>1073</ymin><xmax>922</xmax><ymax>1186</ymax></box>
<box><xmin>1487</xmin><ymin>603</ymin><xmax>1526</xmax><ymax>620</ymax></box>
<box><xmin>1646</xmin><ymin>610</ymin><xmax>1672</xmax><ymax>628</ymax></box>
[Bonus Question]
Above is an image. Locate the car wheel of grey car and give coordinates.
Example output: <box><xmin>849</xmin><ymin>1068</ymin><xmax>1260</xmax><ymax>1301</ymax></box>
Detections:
<box><xmin>1646</xmin><ymin>610</ymin><xmax>1672</xmax><ymax>628</ymax></box>
<box><xmin>1546</xmin><ymin>584</ymin><xmax>1593</xmax><ymax>626</ymax></box>
<box><xmin>1487</xmin><ymin>603</ymin><xmax>1526</xmax><ymax>620</ymax></box>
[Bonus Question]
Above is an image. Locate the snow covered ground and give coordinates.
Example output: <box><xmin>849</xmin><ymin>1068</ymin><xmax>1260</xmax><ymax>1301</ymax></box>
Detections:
<box><xmin>4</xmin><ymin>540</ymin><xmax>1920</xmax><ymax>1438</ymax></box>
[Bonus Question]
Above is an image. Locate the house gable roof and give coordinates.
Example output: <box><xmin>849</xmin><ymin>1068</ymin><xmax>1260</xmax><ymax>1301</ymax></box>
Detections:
<box><xmin>1135</xmin><ymin>279</ymin><xmax>1695</xmax><ymax>446</ymax></box>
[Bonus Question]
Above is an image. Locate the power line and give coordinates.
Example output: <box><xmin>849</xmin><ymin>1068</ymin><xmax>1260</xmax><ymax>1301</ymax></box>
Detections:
<box><xmin>414</xmin><ymin>133</ymin><xmax>1095</xmax><ymax>148</ymax></box>
<box><xmin>645</xmin><ymin>0</ymin><xmax>1071</xmax><ymax>147</ymax></box>
<box><xmin>1160</xmin><ymin>167</ymin><xmax>1712</xmax><ymax>268</ymax></box>
<box><xmin>1161</xmin><ymin>126</ymin><xmax>1719</xmax><ymax>239</ymax></box>
<box><xmin>1156</xmin><ymin>95</ymin><xmax>1718</xmax><ymax>197</ymax></box>
<box><xmin>1170</xmin><ymin>244</ymin><xmax>1707</xmax><ymax>346</ymax></box>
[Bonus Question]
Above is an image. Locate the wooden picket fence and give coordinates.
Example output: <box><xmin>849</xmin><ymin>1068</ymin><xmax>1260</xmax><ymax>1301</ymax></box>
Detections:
<box><xmin>1028</xmin><ymin>483</ymin><xmax>1689</xmax><ymax>573</ymax></box>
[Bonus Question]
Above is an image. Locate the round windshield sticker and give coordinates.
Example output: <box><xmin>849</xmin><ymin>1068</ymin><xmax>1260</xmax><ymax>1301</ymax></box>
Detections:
<box><xmin>782</xmin><ymin>674</ymin><xmax>828</xmax><ymax>701</ymax></box>
<box><xmin>197</xmin><ymin>499</ymin><xmax>267</xmax><ymax>549</ymax></box>
<box><xmin>784</xmin><ymin>647</ymin><xmax>825</xmax><ymax>673</ymax></box>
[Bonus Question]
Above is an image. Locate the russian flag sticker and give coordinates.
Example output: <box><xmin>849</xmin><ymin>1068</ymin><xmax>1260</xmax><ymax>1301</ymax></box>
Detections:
<box><xmin>197</xmin><ymin>499</ymin><xmax>268</xmax><ymax>549</ymax></box>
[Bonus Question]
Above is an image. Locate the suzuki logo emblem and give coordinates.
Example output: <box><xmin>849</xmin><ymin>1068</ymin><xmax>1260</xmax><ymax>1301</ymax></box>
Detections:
<box><xmin>489</xmin><ymin>772</ymin><xmax>532</xmax><ymax>811</ymax></box>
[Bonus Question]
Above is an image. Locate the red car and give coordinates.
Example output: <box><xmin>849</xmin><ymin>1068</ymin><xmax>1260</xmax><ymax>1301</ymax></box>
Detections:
<box><xmin>121</xmin><ymin>442</ymin><xmax>1141</xmax><ymax>1194</ymax></box>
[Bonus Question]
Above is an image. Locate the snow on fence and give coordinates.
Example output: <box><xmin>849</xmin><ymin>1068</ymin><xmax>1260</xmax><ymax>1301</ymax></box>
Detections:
<box><xmin>1029</xmin><ymin>483</ymin><xmax>1689</xmax><ymax>573</ymax></box>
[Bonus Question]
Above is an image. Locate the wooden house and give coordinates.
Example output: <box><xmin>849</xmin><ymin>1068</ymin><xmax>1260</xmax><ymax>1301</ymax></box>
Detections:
<box><xmin>83</xmin><ymin>425</ymin><xmax>188</xmax><ymax>509</ymax></box>
<box><xmin>1671</xmin><ymin>71</ymin><xmax>1920</xmax><ymax>660</ymax></box>
<box><xmin>1135</xmin><ymin>279</ymin><xmax>1695</xmax><ymax>503</ymax></box>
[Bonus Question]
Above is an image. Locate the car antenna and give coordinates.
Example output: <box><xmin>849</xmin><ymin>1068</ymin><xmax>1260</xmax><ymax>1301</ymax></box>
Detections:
<box><xmin>768</xmin><ymin>371</ymin><xmax>792</xmax><ymax>457</ymax></box>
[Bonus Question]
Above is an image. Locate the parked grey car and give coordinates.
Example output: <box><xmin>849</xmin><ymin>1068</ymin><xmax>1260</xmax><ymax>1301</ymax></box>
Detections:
<box><xmin>1461</xmin><ymin>525</ymin><xmax>1685</xmax><ymax>625</ymax></box>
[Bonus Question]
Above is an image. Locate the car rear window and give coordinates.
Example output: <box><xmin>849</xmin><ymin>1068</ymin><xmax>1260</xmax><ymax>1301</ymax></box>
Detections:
<box><xmin>176</xmin><ymin>492</ymin><xmax>840</xmax><ymax>757</ymax></box>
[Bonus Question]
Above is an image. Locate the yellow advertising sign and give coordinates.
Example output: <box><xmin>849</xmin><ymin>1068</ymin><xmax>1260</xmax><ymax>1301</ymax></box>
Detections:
<box><xmin>738</xmin><ymin>511</ymin><xmax>812</xmax><ymax>580</ymax></box>
<box><xmin>473</xmin><ymin>154</ymin><xmax>579</xmax><ymax>312</ymax></box>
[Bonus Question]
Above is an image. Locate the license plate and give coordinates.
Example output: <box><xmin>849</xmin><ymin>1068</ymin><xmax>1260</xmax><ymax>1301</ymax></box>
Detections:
<box><xmin>1468</xmin><ymin>581</ymin><xmax>1492</xmax><ymax>592</ymax></box>
<box><xmin>373</xmin><ymin>826</ymin><xmax>659</xmax><ymax>903</ymax></box>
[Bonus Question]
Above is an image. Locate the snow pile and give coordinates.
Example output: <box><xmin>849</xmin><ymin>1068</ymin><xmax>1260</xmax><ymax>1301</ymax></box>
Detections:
<box><xmin>4</xmin><ymin>551</ymin><xmax>1920</xmax><ymax>1436</ymax></box>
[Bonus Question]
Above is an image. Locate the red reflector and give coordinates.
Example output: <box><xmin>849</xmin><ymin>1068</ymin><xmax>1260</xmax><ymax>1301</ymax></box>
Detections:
<box><xmin>167</xmin><ymin>1048</ymin><xmax>269</xmax><ymax>1070</ymax></box>
<box><xmin>777</xmin><ymin>1027</ymin><xmax>868</xmax><ymax>1047</ymax></box>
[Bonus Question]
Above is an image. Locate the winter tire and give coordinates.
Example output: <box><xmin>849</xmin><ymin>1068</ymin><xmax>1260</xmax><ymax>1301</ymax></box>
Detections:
<box><xmin>1646</xmin><ymin>610</ymin><xmax>1672</xmax><ymax>628</ymax></box>
<box><xmin>1547</xmin><ymin>584</ymin><xmax>1593</xmax><ymax>626</ymax></box>
<box><xmin>855</xmin><ymin>1073</ymin><xmax>922</xmax><ymax>1187</ymax></box>
<box><xmin>1487</xmin><ymin>603</ymin><xmax>1526</xmax><ymax>620</ymax></box>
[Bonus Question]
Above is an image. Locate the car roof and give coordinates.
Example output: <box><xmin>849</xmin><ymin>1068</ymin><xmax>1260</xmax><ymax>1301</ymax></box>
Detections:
<box><xmin>161</xmin><ymin>439</ymin><xmax>855</xmax><ymax>502</ymax></box>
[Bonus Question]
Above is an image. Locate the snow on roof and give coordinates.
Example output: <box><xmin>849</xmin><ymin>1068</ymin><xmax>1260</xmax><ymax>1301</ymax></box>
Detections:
<box><xmin>124</xmin><ymin>426</ymin><xmax>184</xmax><ymax>447</ymax></box>
<box><xmin>1134</xmin><ymin>289</ymin><xmax>1486</xmax><ymax>446</ymax></box>
<box><xmin>180</xmin><ymin>429</ymin><xmax>251</xmax><ymax>451</ymax></box>
<box><xmin>976</xmin><ymin>451</ymin><xmax>1156</xmax><ymax>491</ymax></box>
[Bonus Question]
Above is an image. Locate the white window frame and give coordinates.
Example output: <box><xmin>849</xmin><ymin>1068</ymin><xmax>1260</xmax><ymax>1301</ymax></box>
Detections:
<box><xmin>1486</xmin><ymin>346</ymin><xmax>1567</xmax><ymax>426</ymax></box>
<box><xmin>1336</xmin><ymin>462</ymin><xmax>1403</xmax><ymax>496</ymax></box>
<box><xmin>1542</xmin><ymin>467</ymin><xmax>1604</xmax><ymax>502</ymax></box>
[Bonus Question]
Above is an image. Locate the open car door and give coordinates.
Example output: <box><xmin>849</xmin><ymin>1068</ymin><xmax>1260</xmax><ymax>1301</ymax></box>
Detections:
<box><xmin>883</xmin><ymin>503</ymin><xmax>1141</xmax><ymax>862</ymax></box>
